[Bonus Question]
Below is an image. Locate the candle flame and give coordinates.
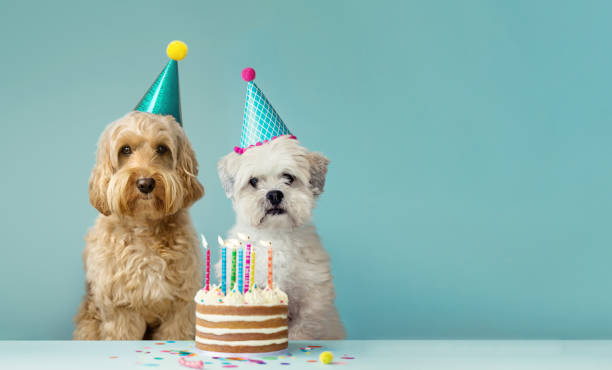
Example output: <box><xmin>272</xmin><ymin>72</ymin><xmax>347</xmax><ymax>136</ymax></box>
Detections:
<box><xmin>226</xmin><ymin>238</ymin><xmax>242</xmax><ymax>248</ymax></box>
<box><xmin>200</xmin><ymin>234</ymin><xmax>208</xmax><ymax>249</ymax></box>
<box><xmin>259</xmin><ymin>240</ymin><xmax>272</xmax><ymax>247</ymax></box>
<box><xmin>237</xmin><ymin>232</ymin><xmax>251</xmax><ymax>241</ymax></box>
<box><xmin>218</xmin><ymin>235</ymin><xmax>225</xmax><ymax>246</ymax></box>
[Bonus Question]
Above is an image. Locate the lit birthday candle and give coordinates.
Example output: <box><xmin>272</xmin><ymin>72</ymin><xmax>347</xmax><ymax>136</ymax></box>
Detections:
<box><xmin>238</xmin><ymin>233</ymin><xmax>251</xmax><ymax>292</ymax></box>
<box><xmin>260</xmin><ymin>240</ymin><xmax>273</xmax><ymax>289</ymax></box>
<box><xmin>228</xmin><ymin>239</ymin><xmax>240</xmax><ymax>291</ymax></box>
<box><xmin>218</xmin><ymin>235</ymin><xmax>227</xmax><ymax>295</ymax></box>
<box><xmin>200</xmin><ymin>234</ymin><xmax>210</xmax><ymax>291</ymax></box>
<box><xmin>238</xmin><ymin>247</ymin><xmax>243</xmax><ymax>294</ymax></box>
<box><xmin>250</xmin><ymin>246</ymin><xmax>255</xmax><ymax>290</ymax></box>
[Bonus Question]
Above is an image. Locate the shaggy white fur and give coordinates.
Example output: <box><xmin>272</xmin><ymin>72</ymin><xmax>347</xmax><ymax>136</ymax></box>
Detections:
<box><xmin>73</xmin><ymin>111</ymin><xmax>204</xmax><ymax>340</ymax></box>
<box><xmin>217</xmin><ymin>136</ymin><xmax>345</xmax><ymax>340</ymax></box>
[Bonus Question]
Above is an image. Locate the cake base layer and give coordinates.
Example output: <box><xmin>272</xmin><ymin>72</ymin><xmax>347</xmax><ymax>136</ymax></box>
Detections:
<box><xmin>195</xmin><ymin>348</ymin><xmax>289</xmax><ymax>358</ymax></box>
<box><xmin>195</xmin><ymin>341</ymin><xmax>288</xmax><ymax>354</ymax></box>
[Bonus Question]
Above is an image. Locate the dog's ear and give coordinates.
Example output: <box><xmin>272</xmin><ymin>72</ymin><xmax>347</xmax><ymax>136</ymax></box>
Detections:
<box><xmin>307</xmin><ymin>152</ymin><xmax>329</xmax><ymax>197</ymax></box>
<box><xmin>217</xmin><ymin>152</ymin><xmax>241</xmax><ymax>198</ymax></box>
<box><xmin>177</xmin><ymin>131</ymin><xmax>205</xmax><ymax>208</ymax></box>
<box><xmin>88</xmin><ymin>131</ymin><xmax>113</xmax><ymax>216</ymax></box>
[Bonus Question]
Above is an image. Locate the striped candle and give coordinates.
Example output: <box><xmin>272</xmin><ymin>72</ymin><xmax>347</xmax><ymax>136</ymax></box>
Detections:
<box><xmin>250</xmin><ymin>247</ymin><xmax>255</xmax><ymax>289</ymax></box>
<box><xmin>267</xmin><ymin>244</ymin><xmax>273</xmax><ymax>289</ymax></box>
<box><xmin>231</xmin><ymin>246</ymin><xmax>237</xmax><ymax>291</ymax></box>
<box><xmin>238</xmin><ymin>248</ymin><xmax>243</xmax><ymax>294</ymax></box>
<box><xmin>201</xmin><ymin>234</ymin><xmax>209</xmax><ymax>291</ymax></box>
<box><xmin>221</xmin><ymin>246</ymin><xmax>227</xmax><ymax>295</ymax></box>
<box><xmin>244</xmin><ymin>244</ymin><xmax>251</xmax><ymax>292</ymax></box>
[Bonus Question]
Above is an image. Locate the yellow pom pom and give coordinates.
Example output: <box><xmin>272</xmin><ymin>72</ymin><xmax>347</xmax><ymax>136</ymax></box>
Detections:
<box><xmin>166</xmin><ymin>40</ymin><xmax>188</xmax><ymax>61</ymax></box>
<box><xmin>319</xmin><ymin>351</ymin><xmax>333</xmax><ymax>364</ymax></box>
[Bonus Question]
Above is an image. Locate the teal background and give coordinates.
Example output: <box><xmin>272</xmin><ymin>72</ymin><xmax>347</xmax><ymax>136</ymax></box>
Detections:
<box><xmin>1</xmin><ymin>0</ymin><xmax>611</xmax><ymax>340</ymax></box>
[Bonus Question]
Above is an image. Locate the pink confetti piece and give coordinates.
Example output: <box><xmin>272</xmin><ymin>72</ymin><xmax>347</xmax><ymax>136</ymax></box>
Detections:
<box><xmin>307</xmin><ymin>360</ymin><xmax>317</xmax><ymax>363</ymax></box>
<box><xmin>248</xmin><ymin>358</ymin><xmax>266</xmax><ymax>364</ymax></box>
<box><xmin>341</xmin><ymin>356</ymin><xmax>355</xmax><ymax>360</ymax></box>
<box><xmin>178</xmin><ymin>357</ymin><xmax>204</xmax><ymax>369</ymax></box>
<box><xmin>222</xmin><ymin>366</ymin><xmax>238</xmax><ymax>369</ymax></box>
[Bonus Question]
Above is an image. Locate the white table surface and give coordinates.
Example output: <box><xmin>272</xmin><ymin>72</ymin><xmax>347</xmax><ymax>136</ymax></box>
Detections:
<box><xmin>2</xmin><ymin>340</ymin><xmax>612</xmax><ymax>369</ymax></box>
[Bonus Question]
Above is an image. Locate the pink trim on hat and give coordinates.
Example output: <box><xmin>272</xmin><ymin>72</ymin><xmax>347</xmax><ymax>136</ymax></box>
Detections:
<box><xmin>234</xmin><ymin>135</ymin><xmax>297</xmax><ymax>155</ymax></box>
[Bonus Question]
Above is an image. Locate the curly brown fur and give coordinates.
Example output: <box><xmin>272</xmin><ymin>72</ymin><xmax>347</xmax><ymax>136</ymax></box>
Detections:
<box><xmin>73</xmin><ymin>111</ymin><xmax>204</xmax><ymax>340</ymax></box>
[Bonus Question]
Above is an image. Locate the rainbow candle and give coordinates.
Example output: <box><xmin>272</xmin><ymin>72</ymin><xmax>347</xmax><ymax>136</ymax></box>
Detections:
<box><xmin>237</xmin><ymin>233</ymin><xmax>252</xmax><ymax>292</ymax></box>
<box><xmin>250</xmin><ymin>247</ymin><xmax>255</xmax><ymax>289</ymax></box>
<box><xmin>201</xmin><ymin>234</ymin><xmax>210</xmax><ymax>291</ymax></box>
<box><xmin>231</xmin><ymin>245</ymin><xmax>237</xmax><ymax>291</ymax></box>
<box><xmin>261</xmin><ymin>241</ymin><xmax>273</xmax><ymax>289</ymax></box>
<box><xmin>219</xmin><ymin>236</ymin><xmax>226</xmax><ymax>295</ymax></box>
<box><xmin>244</xmin><ymin>244</ymin><xmax>251</xmax><ymax>292</ymax></box>
<box><xmin>238</xmin><ymin>248</ymin><xmax>244</xmax><ymax>294</ymax></box>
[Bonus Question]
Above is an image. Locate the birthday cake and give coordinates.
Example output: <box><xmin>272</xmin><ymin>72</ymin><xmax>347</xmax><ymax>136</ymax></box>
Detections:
<box><xmin>194</xmin><ymin>284</ymin><xmax>289</xmax><ymax>354</ymax></box>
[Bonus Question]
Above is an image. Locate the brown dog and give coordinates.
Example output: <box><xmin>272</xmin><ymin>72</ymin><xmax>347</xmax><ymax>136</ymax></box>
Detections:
<box><xmin>73</xmin><ymin>111</ymin><xmax>204</xmax><ymax>340</ymax></box>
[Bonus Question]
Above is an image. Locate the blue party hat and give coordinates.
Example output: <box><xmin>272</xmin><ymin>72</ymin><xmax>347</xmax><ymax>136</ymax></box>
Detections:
<box><xmin>134</xmin><ymin>41</ymin><xmax>188</xmax><ymax>125</ymax></box>
<box><xmin>235</xmin><ymin>68</ymin><xmax>296</xmax><ymax>154</ymax></box>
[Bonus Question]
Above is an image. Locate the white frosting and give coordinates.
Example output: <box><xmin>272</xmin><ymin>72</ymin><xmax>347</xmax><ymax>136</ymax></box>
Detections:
<box><xmin>194</xmin><ymin>284</ymin><xmax>288</xmax><ymax>306</ymax></box>
<box><xmin>196</xmin><ymin>313</ymin><xmax>286</xmax><ymax>322</ymax></box>
<box><xmin>196</xmin><ymin>325</ymin><xmax>287</xmax><ymax>335</ymax></box>
<box><xmin>195</xmin><ymin>336</ymin><xmax>288</xmax><ymax>347</ymax></box>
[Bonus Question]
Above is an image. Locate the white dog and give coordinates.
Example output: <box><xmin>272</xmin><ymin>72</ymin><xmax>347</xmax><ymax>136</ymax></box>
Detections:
<box><xmin>217</xmin><ymin>136</ymin><xmax>345</xmax><ymax>340</ymax></box>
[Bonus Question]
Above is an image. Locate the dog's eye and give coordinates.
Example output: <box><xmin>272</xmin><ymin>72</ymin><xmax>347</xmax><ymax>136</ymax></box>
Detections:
<box><xmin>120</xmin><ymin>145</ymin><xmax>132</xmax><ymax>155</ymax></box>
<box><xmin>282</xmin><ymin>173</ymin><xmax>295</xmax><ymax>185</ymax></box>
<box><xmin>249</xmin><ymin>178</ymin><xmax>258</xmax><ymax>188</ymax></box>
<box><xmin>156</xmin><ymin>145</ymin><xmax>169</xmax><ymax>155</ymax></box>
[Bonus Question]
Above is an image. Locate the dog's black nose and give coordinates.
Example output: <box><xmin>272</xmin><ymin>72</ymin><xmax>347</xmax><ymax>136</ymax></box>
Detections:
<box><xmin>266</xmin><ymin>190</ymin><xmax>284</xmax><ymax>206</ymax></box>
<box><xmin>136</xmin><ymin>178</ymin><xmax>156</xmax><ymax>194</ymax></box>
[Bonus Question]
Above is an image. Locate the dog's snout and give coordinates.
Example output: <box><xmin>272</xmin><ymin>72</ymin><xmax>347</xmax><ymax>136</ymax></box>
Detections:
<box><xmin>266</xmin><ymin>190</ymin><xmax>284</xmax><ymax>206</ymax></box>
<box><xmin>136</xmin><ymin>177</ymin><xmax>156</xmax><ymax>194</ymax></box>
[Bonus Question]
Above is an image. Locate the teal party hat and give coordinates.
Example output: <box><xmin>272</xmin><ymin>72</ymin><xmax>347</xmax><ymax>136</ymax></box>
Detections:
<box><xmin>134</xmin><ymin>41</ymin><xmax>188</xmax><ymax>125</ymax></box>
<box><xmin>234</xmin><ymin>68</ymin><xmax>296</xmax><ymax>154</ymax></box>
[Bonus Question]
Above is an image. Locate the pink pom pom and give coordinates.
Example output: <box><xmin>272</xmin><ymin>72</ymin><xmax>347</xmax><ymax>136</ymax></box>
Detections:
<box><xmin>242</xmin><ymin>67</ymin><xmax>256</xmax><ymax>82</ymax></box>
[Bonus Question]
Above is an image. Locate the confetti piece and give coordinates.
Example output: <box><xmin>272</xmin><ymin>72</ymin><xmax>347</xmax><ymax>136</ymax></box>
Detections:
<box><xmin>248</xmin><ymin>358</ymin><xmax>266</xmax><ymax>364</ymax></box>
<box><xmin>136</xmin><ymin>350</ymin><xmax>143</xmax><ymax>353</ymax></box>
<box><xmin>281</xmin><ymin>363</ymin><xmax>291</xmax><ymax>365</ymax></box>
<box><xmin>153</xmin><ymin>357</ymin><xmax>163</xmax><ymax>360</ymax></box>
<box><xmin>222</xmin><ymin>366</ymin><xmax>238</xmax><ymax>369</ymax></box>
<box><xmin>155</xmin><ymin>342</ymin><xmax>165</xmax><ymax>345</ymax></box>
<box><xmin>178</xmin><ymin>357</ymin><xmax>204</xmax><ymax>369</ymax></box>
<box><xmin>307</xmin><ymin>360</ymin><xmax>317</xmax><ymax>363</ymax></box>
<box><xmin>341</xmin><ymin>356</ymin><xmax>355</xmax><ymax>360</ymax></box>
<box><xmin>166</xmin><ymin>340</ymin><xmax>176</xmax><ymax>343</ymax></box>
<box><xmin>109</xmin><ymin>356</ymin><xmax>119</xmax><ymax>359</ymax></box>
<box><xmin>261</xmin><ymin>356</ymin><xmax>278</xmax><ymax>360</ymax></box>
<box><xmin>227</xmin><ymin>357</ymin><xmax>247</xmax><ymax>361</ymax></box>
